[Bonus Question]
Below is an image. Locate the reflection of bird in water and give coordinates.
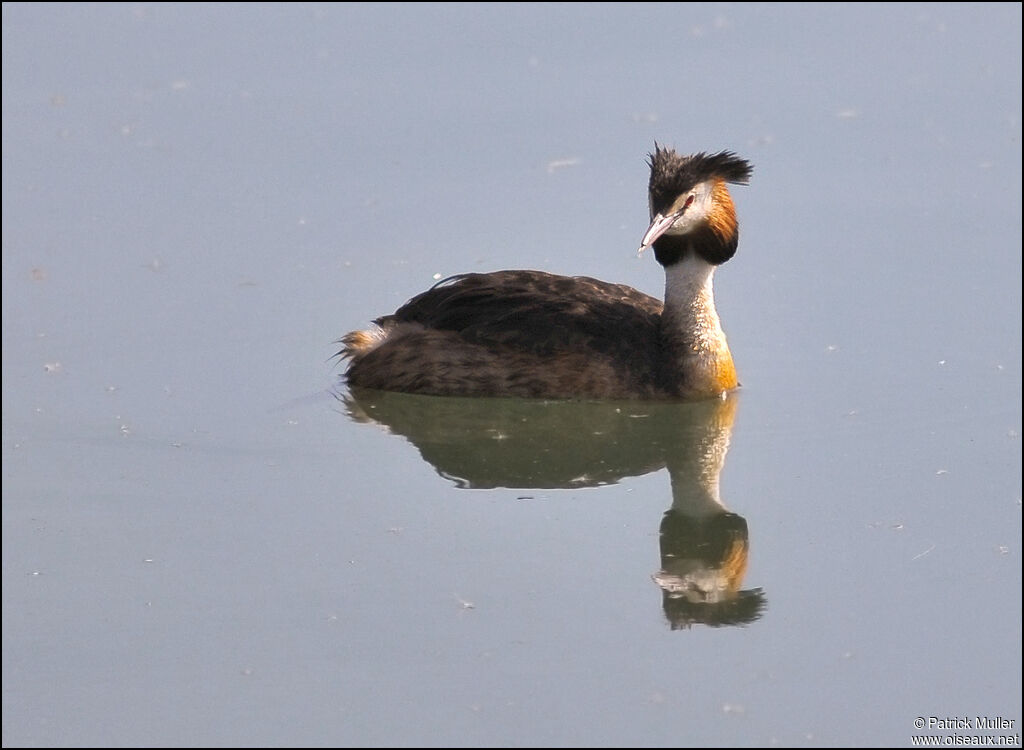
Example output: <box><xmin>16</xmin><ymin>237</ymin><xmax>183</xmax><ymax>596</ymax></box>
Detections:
<box><xmin>652</xmin><ymin>393</ymin><xmax>765</xmax><ymax>629</ymax></box>
<box><xmin>339</xmin><ymin>146</ymin><xmax>752</xmax><ymax>400</ymax></box>
<box><xmin>656</xmin><ymin>511</ymin><xmax>764</xmax><ymax>629</ymax></box>
<box><xmin>341</xmin><ymin>388</ymin><xmax>765</xmax><ymax>629</ymax></box>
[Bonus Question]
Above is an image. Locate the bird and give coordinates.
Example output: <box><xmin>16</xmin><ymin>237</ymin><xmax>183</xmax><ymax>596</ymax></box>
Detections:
<box><xmin>338</xmin><ymin>145</ymin><xmax>752</xmax><ymax>400</ymax></box>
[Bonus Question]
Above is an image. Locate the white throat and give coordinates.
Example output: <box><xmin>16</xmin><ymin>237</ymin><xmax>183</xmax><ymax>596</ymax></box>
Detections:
<box><xmin>657</xmin><ymin>252</ymin><xmax>737</xmax><ymax>397</ymax></box>
<box><xmin>663</xmin><ymin>254</ymin><xmax>719</xmax><ymax>327</ymax></box>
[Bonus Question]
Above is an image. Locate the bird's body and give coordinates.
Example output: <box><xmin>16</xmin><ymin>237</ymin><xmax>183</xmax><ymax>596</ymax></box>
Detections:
<box><xmin>340</xmin><ymin>147</ymin><xmax>752</xmax><ymax>401</ymax></box>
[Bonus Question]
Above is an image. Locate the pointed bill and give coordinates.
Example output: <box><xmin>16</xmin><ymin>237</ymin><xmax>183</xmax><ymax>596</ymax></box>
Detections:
<box><xmin>636</xmin><ymin>211</ymin><xmax>681</xmax><ymax>255</ymax></box>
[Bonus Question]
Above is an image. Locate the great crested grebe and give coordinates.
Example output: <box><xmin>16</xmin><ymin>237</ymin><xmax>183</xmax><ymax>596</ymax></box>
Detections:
<box><xmin>339</xmin><ymin>146</ymin><xmax>752</xmax><ymax>400</ymax></box>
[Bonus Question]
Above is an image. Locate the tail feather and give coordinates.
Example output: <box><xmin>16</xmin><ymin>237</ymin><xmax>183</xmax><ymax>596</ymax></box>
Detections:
<box><xmin>336</xmin><ymin>325</ymin><xmax>385</xmax><ymax>362</ymax></box>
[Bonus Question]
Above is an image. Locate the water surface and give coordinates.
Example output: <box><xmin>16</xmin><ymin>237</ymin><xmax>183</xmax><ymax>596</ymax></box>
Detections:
<box><xmin>3</xmin><ymin>3</ymin><xmax>1021</xmax><ymax>747</ymax></box>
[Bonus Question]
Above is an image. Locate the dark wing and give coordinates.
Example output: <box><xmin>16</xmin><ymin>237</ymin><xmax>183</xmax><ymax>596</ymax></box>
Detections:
<box><xmin>385</xmin><ymin>270</ymin><xmax>663</xmax><ymax>359</ymax></box>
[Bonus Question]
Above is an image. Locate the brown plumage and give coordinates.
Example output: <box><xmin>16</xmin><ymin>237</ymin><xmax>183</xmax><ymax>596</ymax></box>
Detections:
<box><xmin>339</xmin><ymin>146</ymin><xmax>753</xmax><ymax>400</ymax></box>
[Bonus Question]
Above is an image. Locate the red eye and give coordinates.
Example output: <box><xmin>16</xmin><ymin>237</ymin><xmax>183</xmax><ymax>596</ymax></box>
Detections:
<box><xmin>684</xmin><ymin>195</ymin><xmax>695</xmax><ymax>209</ymax></box>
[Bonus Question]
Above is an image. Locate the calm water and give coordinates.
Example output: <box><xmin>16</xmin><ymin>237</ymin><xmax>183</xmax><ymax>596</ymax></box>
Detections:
<box><xmin>3</xmin><ymin>3</ymin><xmax>1021</xmax><ymax>747</ymax></box>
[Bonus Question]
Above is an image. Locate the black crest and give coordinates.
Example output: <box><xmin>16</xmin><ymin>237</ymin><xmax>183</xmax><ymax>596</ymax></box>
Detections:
<box><xmin>647</xmin><ymin>145</ymin><xmax>752</xmax><ymax>210</ymax></box>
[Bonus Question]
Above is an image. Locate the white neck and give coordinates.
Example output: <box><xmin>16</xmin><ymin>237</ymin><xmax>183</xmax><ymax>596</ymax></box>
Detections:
<box><xmin>662</xmin><ymin>254</ymin><xmax>724</xmax><ymax>344</ymax></box>
<box><xmin>658</xmin><ymin>253</ymin><xmax>736</xmax><ymax>397</ymax></box>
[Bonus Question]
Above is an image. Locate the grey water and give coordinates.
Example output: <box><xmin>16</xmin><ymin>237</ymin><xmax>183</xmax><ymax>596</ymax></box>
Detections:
<box><xmin>3</xmin><ymin>3</ymin><xmax>1021</xmax><ymax>747</ymax></box>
